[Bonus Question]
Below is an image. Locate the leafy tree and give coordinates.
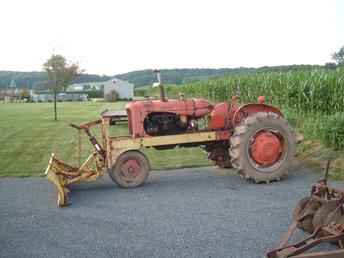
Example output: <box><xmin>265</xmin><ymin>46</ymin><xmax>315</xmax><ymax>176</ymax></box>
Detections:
<box><xmin>43</xmin><ymin>54</ymin><xmax>82</xmax><ymax>120</ymax></box>
<box><xmin>105</xmin><ymin>89</ymin><xmax>119</xmax><ymax>102</ymax></box>
<box><xmin>325</xmin><ymin>62</ymin><xmax>337</xmax><ymax>70</ymax></box>
<box><xmin>0</xmin><ymin>71</ymin><xmax>109</xmax><ymax>90</ymax></box>
<box><xmin>332</xmin><ymin>46</ymin><xmax>344</xmax><ymax>65</ymax></box>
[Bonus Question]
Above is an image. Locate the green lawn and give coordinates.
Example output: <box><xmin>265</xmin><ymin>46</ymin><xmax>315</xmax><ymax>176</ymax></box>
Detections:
<box><xmin>0</xmin><ymin>102</ymin><xmax>210</xmax><ymax>177</ymax></box>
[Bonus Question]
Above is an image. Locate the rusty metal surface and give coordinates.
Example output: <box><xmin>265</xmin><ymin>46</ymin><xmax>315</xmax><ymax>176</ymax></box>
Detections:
<box><xmin>267</xmin><ymin>163</ymin><xmax>344</xmax><ymax>258</ymax></box>
<box><xmin>101</xmin><ymin>110</ymin><xmax>128</xmax><ymax>125</ymax></box>
<box><xmin>267</xmin><ymin>224</ymin><xmax>344</xmax><ymax>258</ymax></box>
<box><xmin>292</xmin><ymin>249</ymin><xmax>344</xmax><ymax>258</ymax></box>
<box><xmin>101</xmin><ymin>110</ymin><xmax>127</xmax><ymax>118</ymax></box>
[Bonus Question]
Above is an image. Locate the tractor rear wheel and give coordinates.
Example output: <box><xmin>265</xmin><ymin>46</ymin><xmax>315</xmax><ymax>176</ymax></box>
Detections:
<box><xmin>109</xmin><ymin>151</ymin><xmax>150</xmax><ymax>188</ymax></box>
<box><xmin>229</xmin><ymin>112</ymin><xmax>295</xmax><ymax>183</ymax></box>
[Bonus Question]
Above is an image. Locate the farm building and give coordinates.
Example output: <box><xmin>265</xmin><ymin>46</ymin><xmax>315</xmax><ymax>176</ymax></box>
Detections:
<box><xmin>68</xmin><ymin>81</ymin><xmax>105</xmax><ymax>92</ymax></box>
<box><xmin>0</xmin><ymin>79</ymin><xmax>21</xmax><ymax>102</ymax></box>
<box><xmin>1</xmin><ymin>89</ymin><xmax>20</xmax><ymax>102</ymax></box>
<box><xmin>66</xmin><ymin>78</ymin><xmax>134</xmax><ymax>101</ymax></box>
<box><xmin>103</xmin><ymin>78</ymin><xmax>134</xmax><ymax>101</ymax></box>
<box><xmin>31</xmin><ymin>92</ymin><xmax>88</xmax><ymax>102</ymax></box>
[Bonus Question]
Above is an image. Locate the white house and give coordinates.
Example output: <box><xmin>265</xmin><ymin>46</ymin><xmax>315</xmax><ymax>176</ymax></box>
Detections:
<box><xmin>68</xmin><ymin>82</ymin><xmax>105</xmax><ymax>92</ymax></box>
<box><xmin>104</xmin><ymin>78</ymin><xmax>134</xmax><ymax>100</ymax></box>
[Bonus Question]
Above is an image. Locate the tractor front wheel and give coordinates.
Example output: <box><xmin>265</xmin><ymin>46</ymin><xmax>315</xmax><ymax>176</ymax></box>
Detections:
<box><xmin>230</xmin><ymin>112</ymin><xmax>295</xmax><ymax>183</ymax></box>
<box><xmin>109</xmin><ymin>151</ymin><xmax>150</xmax><ymax>188</ymax></box>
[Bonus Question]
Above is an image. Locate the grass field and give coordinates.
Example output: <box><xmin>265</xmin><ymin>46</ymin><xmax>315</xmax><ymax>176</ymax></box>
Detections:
<box><xmin>0</xmin><ymin>102</ymin><xmax>210</xmax><ymax>177</ymax></box>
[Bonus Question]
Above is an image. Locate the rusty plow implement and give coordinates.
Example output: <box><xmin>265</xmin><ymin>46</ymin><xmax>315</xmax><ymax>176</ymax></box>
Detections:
<box><xmin>267</xmin><ymin>161</ymin><xmax>344</xmax><ymax>258</ymax></box>
<box><xmin>45</xmin><ymin>121</ymin><xmax>106</xmax><ymax>207</ymax></box>
<box><xmin>45</xmin><ymin>152</ymin><xmax>104</xmax><ymax>207</ymax></box>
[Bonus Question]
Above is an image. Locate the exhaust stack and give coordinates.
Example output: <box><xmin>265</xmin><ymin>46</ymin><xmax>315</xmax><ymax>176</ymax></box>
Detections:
<box><xmin>153</xmin><ymin>69</ymin><xmax>167</xmax><ymax>102</ymax></box>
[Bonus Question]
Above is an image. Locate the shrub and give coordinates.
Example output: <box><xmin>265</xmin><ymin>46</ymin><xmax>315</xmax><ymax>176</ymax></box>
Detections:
<box><xmin>87</xmin><ymin>90</ymin><xmax>103</xmax><ymax>98</ymax></box>
<box><xmin>134</xmin><ymin>88</ymin><xmax>147</xmax><ymax>97</ymax></box>
<box><xmin>320</xmin><ymin>113</ymin><xmax>344</xmax><ymax>150</ymax></box>
<box><xmin>105</xmin><ymin>89</ymin><xmax>119</xmax><ymax>102</ymax></box>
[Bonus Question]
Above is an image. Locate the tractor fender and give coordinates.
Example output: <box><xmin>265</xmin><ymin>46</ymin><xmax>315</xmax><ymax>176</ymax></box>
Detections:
<box><xmin>232</xmin><ymin>103</ymin><xmax>283</xmax><ymax>128</ymax></box>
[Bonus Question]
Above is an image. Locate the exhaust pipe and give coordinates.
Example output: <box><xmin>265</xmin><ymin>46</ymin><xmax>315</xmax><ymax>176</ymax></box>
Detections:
<box><xmin>153</xmin><ymin>69</ymin><xmax>167</xmax><ymax>102</ymax></box>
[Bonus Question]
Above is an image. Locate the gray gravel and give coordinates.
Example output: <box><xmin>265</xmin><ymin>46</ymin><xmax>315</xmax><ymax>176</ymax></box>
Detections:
<box><xmin>0</xmin><ymin>164</ymin><xmax>342</xmax><ymax>258</ymax></box>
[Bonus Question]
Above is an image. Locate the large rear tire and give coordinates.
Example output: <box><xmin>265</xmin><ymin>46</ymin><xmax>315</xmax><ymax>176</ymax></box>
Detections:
<box><xmin>108</xmin><ymin>151</ymin><xmax>150</xmax><ymax>188</ymax></box>
<box><xmin>229</xmin><ymin>112</ymin><xmax>295</xmax><ymax>183</ymax></box>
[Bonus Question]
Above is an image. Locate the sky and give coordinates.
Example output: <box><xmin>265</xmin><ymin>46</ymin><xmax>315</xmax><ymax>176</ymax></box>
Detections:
<box><xmin>0</xmin><ymin>0</ymin><xmax>343</xmax><ymax>75</ymax></box>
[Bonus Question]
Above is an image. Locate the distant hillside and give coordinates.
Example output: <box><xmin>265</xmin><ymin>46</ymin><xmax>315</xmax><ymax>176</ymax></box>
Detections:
<box><xmin>115</xmin><ymin>68</ymin><xmax>240</xmax><ymax>87</ymax></box>
<box><xmin>0</xmin><ymin>65</ymin><xmax>324</xmax><ymax>90</ymax></box>
<box><xmin>0</xmin><ymin>71</ymin><xmax>110</xmax><ymax>89</ymax></box>
<box><xmin>115</xmin><ymin>65</ymin><xmax>323</xmax><ymax>87</ymax></box>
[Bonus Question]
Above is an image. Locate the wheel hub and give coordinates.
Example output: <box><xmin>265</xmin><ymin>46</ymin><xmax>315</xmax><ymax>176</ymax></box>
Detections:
<box><xmin>121</xmin><ymin>159</ymin><xmax>141</xmax><ymax>179</ymax></box>
<box><xmin>250</xmin><ymin>131</ymin><xmax>282</xmax><ymax>166</ymax></box>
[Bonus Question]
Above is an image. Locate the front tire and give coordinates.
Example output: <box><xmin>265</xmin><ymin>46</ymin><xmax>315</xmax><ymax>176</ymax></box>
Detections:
<box><xmin>230</xmin><ymin>112</ymin><xmax>295</xmax><ymax>183</ymax></box>
<box><xmin>109</xmin><ymin>151</ymin><xmax>150</xmax><ymax>188</ymax></box>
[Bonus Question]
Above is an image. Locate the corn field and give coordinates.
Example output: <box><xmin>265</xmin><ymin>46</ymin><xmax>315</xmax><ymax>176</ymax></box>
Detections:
<box><xmin>160</xmin><ymin>68</ymin><xmax>344</xmax><ymax>114</ymax></box>
<box><xmin>137</xmin><ymin>68</ymin><xmax>344</xmax><ymax>150</ymax></box>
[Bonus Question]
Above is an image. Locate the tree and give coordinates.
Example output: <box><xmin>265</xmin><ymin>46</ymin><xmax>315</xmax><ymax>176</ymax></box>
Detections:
<box><xmin>105</xmin><ymin>89</ymin><xmax>119</xmax><ymax>102</ymax></box>
<box><xmin>324</xmin><ymin>62</ymin><xmax>337</xmax><ymax>70</ymax></box>
<box><xmin>332</xmin><ymin>46</ymin><xmax>344</xmax><ymax>65</ymax></box>
<box><xmin>43</xmin><ymin>54</ymin><xmax>82</xmax><ymax>120</ymax></box>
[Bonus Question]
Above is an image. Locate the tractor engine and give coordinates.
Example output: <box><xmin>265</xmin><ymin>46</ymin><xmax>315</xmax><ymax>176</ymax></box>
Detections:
<box><xmin>144</xmin><ymin>112</ymin><xmax>188</xmax><ymax>136</ymax></box>
<box><xmin>126</xmin><ymin>98</ymin><xmax>213</xmax><ymax>137</ymax></box>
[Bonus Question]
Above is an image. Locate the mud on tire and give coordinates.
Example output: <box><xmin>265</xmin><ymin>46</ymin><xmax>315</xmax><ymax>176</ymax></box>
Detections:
<box><xmin>229</xmin><ymin>112</ymin><xmax>296</xmax><ymax>183</ymax></box>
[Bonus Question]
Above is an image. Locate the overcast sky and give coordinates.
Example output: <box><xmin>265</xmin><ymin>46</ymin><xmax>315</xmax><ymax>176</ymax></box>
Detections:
<box><xmin>0</xmin><ymin>0</ymin><xmax>343</xmax><ymax>75</ymax></box>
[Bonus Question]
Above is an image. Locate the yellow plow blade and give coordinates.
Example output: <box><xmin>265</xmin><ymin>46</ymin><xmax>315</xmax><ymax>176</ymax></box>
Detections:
<box><xmin>45</xmin><ymin>152</ymin><xmax>104</xmax><ymax>207</ymax></box>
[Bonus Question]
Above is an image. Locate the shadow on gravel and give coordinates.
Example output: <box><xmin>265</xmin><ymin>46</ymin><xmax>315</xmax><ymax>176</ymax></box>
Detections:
<box><xmin>67</xmin><ymin>165</ymin><xmax>307</xmax><ymax>208</ymax></box>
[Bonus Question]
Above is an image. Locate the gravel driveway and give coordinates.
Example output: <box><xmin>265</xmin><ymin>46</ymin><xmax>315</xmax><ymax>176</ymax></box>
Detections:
<box><xmin>0</xmin><ymin>164</ymin><xmax>340</xmax><ymax>258</ymax></box>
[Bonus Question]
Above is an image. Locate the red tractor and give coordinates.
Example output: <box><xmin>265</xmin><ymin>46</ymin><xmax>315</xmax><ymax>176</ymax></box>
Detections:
<box><xmin>125</xmin><ymin>70</ymin><xmax>295</xmax><ymax>181</ymax></box>
<box><xmin>46</xmin><ymin>70</ymin><xmax>296</xmax><ymax>207</ymax></box>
